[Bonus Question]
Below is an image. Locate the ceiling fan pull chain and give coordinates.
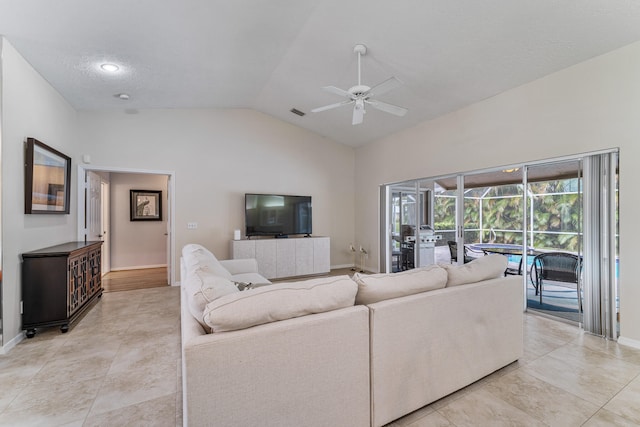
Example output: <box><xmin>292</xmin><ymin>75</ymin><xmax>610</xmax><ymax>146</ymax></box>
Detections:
<box><xmin>357</xmin><ymin>49</ymin><xmax>362</xmax><ymax>86</ymax></box>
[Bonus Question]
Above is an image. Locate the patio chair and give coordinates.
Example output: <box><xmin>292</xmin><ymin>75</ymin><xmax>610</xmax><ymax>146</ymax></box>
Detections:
<box><xmin>531</xmin><ymin>252</ymin><xmax>582</xmax><ymax>311</ymax></box>
<box><xmin>504</xmin><ymin>256</ymin><xmax>524</xmax><ymax>276</ymax></box>
<box><xmin>401</xmin><ymin>242</ymin><xmax>414</xmax><ymax>270</ymax></box>
<box><xmin>446</xmin><ymin>241</ymin><xmax>474</xmax><ymax>264</ymax></box>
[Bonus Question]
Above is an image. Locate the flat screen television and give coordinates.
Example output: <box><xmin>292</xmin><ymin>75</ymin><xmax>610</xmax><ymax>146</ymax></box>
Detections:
<box><xmin>245</xmin><ymin>194</ymin><xmax>312</xmax><ymax>238</ymax></box>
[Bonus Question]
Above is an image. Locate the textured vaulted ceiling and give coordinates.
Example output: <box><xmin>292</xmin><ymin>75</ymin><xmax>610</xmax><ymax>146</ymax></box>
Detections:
<box><xmin>2</xmin><ymin>0</ymin><xmax>640</xmax><ymax>146</ymax></box>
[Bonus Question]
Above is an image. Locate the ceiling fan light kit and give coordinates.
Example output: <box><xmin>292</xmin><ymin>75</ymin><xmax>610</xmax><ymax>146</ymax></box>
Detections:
<box><xmin>311</xmin><ymin>44</ymin><xmax>408</xmax><ymax>125</ymax></box>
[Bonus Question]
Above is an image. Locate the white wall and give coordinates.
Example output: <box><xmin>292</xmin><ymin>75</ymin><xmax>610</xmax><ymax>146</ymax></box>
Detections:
<box><xmin>75</xmin><ymin>109</ymin><xmax>356</xmax><ymax>277</ymax></box>
<box><xmin>109</xmin><ymin>173</ymin><xmax>168</xmax><ymax>270</ymax></box>
<box><xmin>1</xmin><ymin>39</ymin><xmax>79</xmax><ymax>347</ymax></box>
<box><xmin>355</xmin><ymin>41</ymin><xmax>640</xmax><ymax>344</ymax></box>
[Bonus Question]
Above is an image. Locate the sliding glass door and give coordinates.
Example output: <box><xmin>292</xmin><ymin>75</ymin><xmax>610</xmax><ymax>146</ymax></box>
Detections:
<box><xmin>380</xmin><ymin>150</ymin><xmax>619</xmax><ymax>338</ymax></box>
<box><xmin>524</xmin><ymin>160</ymin><xmax>583</xmax><ymax>323</ymax></box>
<box><xmin>460</xmin><ymin>169</ymin><xmax>525</xmax><ymax>267</ymax></box>
<box><xmin>381</xmin><ymin>181</ymin><xmax>435</xmax><ymax>273</ymax></box>
<box><xmin>382</xmin><ymin>182</ymin><xmax>420</xmax><ymax>273</ymax></box>
<box><xmin>433</xmin><ymin>180</ymin><xmax>457</xmax><ymax>264</ymax></box>
<box><xmin>523</xmin><ymin>154</ymin><xmax>618</xmax><ymax>336</ymax></box>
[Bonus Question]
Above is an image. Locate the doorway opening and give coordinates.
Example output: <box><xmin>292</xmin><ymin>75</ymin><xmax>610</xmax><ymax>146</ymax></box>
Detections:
<box><xmin>77</xmin><ymin>165</ymin><xmax>176</xmax><ymax>286</ymax></box>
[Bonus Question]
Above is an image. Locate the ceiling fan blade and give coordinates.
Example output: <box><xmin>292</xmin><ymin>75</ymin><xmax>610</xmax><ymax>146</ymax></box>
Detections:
<box><xmin>352</xmin><ymin>102</ymin><xmax>365</xmax><ymax>125</ymax></box>
<box><xmin>366</xmin><ymin>76</ymin><xmax>402</xmax><ymax>98</ymax></box>
<box><xmin>366</xmin><ymin>99</ymin><xmax>408</xmax><ymax>117</ymax></box>
<box><xmin>311</xmin><ymin>100</ymin><xmax>353</xmax><ymax>113</ymax></box>
<box><xmin>322</xmin><ymin>86</ymin><xmax>354</xmax><ymax>99</ymax></box>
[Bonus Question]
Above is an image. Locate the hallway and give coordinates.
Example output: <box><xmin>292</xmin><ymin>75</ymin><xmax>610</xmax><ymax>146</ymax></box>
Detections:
<box><xmin>102</xmin><ymin>268</ymin><xmax>168</xmax><ymax>293</ymax></box>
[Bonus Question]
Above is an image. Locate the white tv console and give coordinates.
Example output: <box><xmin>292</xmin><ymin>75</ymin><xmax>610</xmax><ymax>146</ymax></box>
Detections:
<box><xmin>231</xmin><ymin>236</ymin><xmax>330</xmax><ymax>279</ymax></box>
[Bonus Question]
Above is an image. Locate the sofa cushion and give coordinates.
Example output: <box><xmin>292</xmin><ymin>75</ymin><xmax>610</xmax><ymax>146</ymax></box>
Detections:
<box><xmin>440</xmin><ymin>254</ymin><xmax>507</xmax><ymax>287</ymax></box>
<box><xmin>182</xmin><ymin>243</ymin><xmax>232</xmax><ymax>279</ymax></box>
<box><xmin>203</xmin><ymin>275</ymin><xmax>357</xmax><ymax>332</ymax></box>
<box><xmin>354</xmin><ymin>265</ymin><xmax>447</xmax><ymax>305</ymax></box>
<box><xmin>185</xmin><ymin>269</ymin><xmax>239</xmax><ymax>326</ymax></box>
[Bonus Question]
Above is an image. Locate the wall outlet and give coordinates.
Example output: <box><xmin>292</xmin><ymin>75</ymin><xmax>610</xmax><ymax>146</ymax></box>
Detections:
<box><xmin>187</xmin><ymin>222</ymin><xmax>198</xmax><ymax>229</ymax></box>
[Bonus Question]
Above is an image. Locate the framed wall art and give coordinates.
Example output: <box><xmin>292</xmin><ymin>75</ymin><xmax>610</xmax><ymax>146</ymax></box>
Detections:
<box><xmin>130</xmin><ymin>189</ymin><xmax>162</xmax><ymax>221</ymax></box>
<box><xmin>25</xmin><ymin>138</ymin><xmax>72</xmax><ymax>214</ymax></box>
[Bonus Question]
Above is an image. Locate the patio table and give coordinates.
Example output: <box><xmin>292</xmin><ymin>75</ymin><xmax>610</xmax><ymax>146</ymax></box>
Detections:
<box><xmin>465</xmin><ymin>243</ymin><xmax>544</xmax><ymax>275</ymax></box>
<box><xmin>466</xmin><ymin>243</ymin><xmax>543</xmax><ymax>257</ymax></box>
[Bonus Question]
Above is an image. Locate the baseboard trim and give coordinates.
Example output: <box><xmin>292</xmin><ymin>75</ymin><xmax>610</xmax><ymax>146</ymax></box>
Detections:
<box><xmin>1</xmin><ymin>332</ymin><xmax>25</xmax><ymax>355</ymax></box>
<box><xmin>331</xmin><ymin>264</ymin><xmax>354</xmax><ymax>270</ymax></box>
<box><xmin>331</xmin><ymin>264</ymin><xmax>376</xmax><ymax>274</ymax></box>
<box><xmin>618</xmin><ymin>336</ymin><xmax>640</xmax><ymax>350</ymax></box>
<box><xmin>110</xmin><ymin>264</ymin><xmax>167</xmax><ymax>271</ymax></box>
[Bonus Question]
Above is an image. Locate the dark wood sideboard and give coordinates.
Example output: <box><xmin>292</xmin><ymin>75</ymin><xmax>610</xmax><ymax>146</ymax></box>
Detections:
<box><xmin>21</xmin><ymin>241</ymin><xmax>103</xmax><ymax>338</ymax></box>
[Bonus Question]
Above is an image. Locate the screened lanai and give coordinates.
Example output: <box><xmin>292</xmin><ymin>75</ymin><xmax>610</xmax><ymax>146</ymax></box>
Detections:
<box><xmin>432</xmin><ymin>174</ymin><xmax>583</xmax><ymax>322</ymax></box>
<box><xmin>382</xmin><ymin>151</ymin><xmax>618</xmax><ymax>336</ymax></box>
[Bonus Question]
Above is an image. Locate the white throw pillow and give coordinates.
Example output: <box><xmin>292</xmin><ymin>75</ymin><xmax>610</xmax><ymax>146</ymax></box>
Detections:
<box><xmin>203</xmin><ymin>275</ymin><xmax>357</xmax><ymax>332</ymax></box>
<box><xmin>440</xmin><ymin>254</ymin><xmax>507</xmax><ymax>287</ymax></box>
<box><xmin>185</xmin><ymin>269</ymin><xmax>239</xmax><ymax>327</ymax></box>
<box><xmin>182</xmin><ymin>243</ymin><xmax>232</xmax><ymax>279</ymax></box>
<box><xmin>354</xmin><ymin>264</ymin><xmax>447</xmax><ymax>305</ymax></box>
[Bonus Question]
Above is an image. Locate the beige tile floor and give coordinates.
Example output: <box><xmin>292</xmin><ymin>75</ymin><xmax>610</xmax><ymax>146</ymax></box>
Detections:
<box><xmin>0</xmin><ymin>286</ymin><xmax>182</xmax><ymax>427</ymax></box>
<box><xmin>1</xmin><ymin>285</ymin><xmax>640</xmax><ymax>426</ymax></box>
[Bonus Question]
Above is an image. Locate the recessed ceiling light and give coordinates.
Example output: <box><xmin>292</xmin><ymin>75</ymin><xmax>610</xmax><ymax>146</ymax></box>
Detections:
<box><xmin>113</xmin><ymin>93</ymin><xmax>130</xmax><ymax>100</ymax></box>
<box><xmin>100</xmin><ymin>63</ymin><xmax>120</xmax><ymax>73</ymax></box>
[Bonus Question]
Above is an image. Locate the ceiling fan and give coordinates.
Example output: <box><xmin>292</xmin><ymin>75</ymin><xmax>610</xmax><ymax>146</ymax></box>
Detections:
<box><xmin>311</xmin><ymin>44</ymin><xmax>408</xmax><ymax>125</ymax></box>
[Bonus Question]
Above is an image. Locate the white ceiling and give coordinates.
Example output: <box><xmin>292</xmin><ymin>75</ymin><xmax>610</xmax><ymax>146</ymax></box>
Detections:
<box><xmin>2</xmin><ymin>0</ymin><xmax>640</xmax><ymax>147</ymax></box>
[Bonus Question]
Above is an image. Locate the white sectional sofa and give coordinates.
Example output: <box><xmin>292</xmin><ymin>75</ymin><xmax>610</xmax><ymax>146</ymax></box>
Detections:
<box><xmin>367</xmin><ymin>277</ymin><xmax>523</xmax><ymax>426</ymax></box>
<box><xmin>180</xmin><ymin>244</ymin><xmax>523</xmax><ymax>427</ymax></box>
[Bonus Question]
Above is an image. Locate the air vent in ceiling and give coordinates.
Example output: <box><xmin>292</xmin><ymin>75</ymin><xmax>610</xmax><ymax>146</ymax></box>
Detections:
<box><xmin>290</xmin><ymin>108</ymin><xmax>305</xmax><ymax>117</ymax></box>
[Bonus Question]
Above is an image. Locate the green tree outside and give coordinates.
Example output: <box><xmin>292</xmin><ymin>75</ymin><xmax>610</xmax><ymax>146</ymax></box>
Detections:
<box><xmin>433</xmin><ymin>179</ymin><xmax>582</xmax><ymax>251</ymax></box>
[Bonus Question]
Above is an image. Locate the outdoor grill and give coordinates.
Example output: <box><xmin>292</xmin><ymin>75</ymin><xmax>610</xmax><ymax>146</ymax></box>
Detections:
<box><xmin>405</xmin><ymin>225</ymin><xmax>441</xmax><ymax>267</ymax></box>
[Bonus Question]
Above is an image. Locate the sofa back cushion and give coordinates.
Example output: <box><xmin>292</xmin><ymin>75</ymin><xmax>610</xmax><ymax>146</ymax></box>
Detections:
<box><xmin>184</xmin><ymin>269</ymin><xmax>239</xmax><ymax>327</ymax></box>
<box><xmin>203</xmin><ymin>275</ymin><xmax>357</xmax><ymax>332</ymax></box>
<box><xmin>354</xmin><ymin>264</ymin><xmax>447</xmax><ymax>305</ymax></box>
<box><xmin>440</xmin><ymin>254</ymin><xmax>507</xmax><ymax>287</ymax></box>
<box><xmin>182</xmin><ymin>243</ymin><xmax>232</xmax><ymax>280</ymax></box>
